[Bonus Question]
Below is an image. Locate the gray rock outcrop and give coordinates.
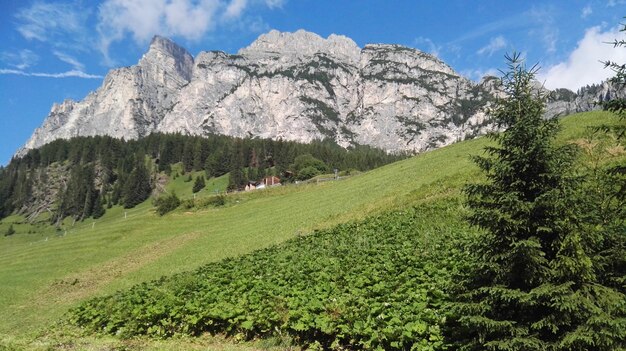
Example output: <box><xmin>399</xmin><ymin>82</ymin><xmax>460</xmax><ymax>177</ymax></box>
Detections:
<box><xmin>17</xmin><ymin>30</ymin><xmax>617</xmax><ymax>157</ymax></box>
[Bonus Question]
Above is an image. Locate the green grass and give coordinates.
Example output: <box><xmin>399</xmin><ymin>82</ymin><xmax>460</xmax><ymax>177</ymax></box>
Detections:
<box><xmin>0</xmin><ymin>111</ymin><xmax>620</xmax><ymax>349</ymax></box>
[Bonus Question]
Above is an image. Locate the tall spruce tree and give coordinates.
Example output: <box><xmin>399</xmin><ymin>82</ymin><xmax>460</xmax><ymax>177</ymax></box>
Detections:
<box><xmin>449</xmin><ymin>53</ymin><xmax>626</xmax><ymax>350</ymax></box>
<box><xmin>598</xmin><ymin>18</ymin><xmax>626</xmax><ymax>303</ymax></box>
<box><xmin>123</xmin><ymin>154</ymin><xmax>152</xmax><ymax>209</ymax></box>
<box><xmin>192</xmin><ymin>175</ymin><xmax>205</xmax><ymax>193</ymax></box>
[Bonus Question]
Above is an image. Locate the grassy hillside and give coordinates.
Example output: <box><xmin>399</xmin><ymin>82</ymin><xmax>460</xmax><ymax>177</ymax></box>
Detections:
<box><xmin>0</xmin><ymin>111</ymin><xmax>620</xmax><ymax>350</ymax></box>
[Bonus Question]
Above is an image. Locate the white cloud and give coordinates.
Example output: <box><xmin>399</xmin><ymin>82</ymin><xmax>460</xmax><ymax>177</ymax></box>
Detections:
<box><xmin>1</xmin><ymin>50</ymin><xmax>39</xmax><ymax>70</ymax></box>
<box><xmin>607</xmin><ymin>0</ymin><xmax>626</xmax><ymax>7</ymax></box>
<box><xmin>264</xmin><ymin>0</ymin><xmax>284</xmax><ymax>8</ymax></box>
<box><xmin>15</xmin><ymin>1</ymin><xmax>89</xmax><ymax>47</ymax></box>
<box><xmin>581</xmin><ymin>5</ymin><xmax>592</xmax><ymax>18</ymax></box>
<box><xmin>414</xmin><ymin>37</ymin><xmax>441</xmax><ymax>57</ymax></box>
<box><xmin>53</xmin><ymin>51</ymin><xmax>85</xmax><ymax>71</ymax></box>
<box><xmin>224</xmin><ymin>0</ymin><xmax>248</xmax><ymax>19</ymax></box>
<box><xmin>0</xmin><ymin>68</ymin><xmax>102</xmax><ymax>79</ymax></box>
<box><xmin>97</xmin><ymin>0</ymin><xmax>223</xmax><ymax>65</ymax></box>
<box><xmin>539</xmin><ymin>26</ymin><xmax>626</xmax><ymax>90</ymax></box>
<box><xmin>477</xmin><ymin>36</ymin><xmax>507</xmax><ymax>56</ymax></box>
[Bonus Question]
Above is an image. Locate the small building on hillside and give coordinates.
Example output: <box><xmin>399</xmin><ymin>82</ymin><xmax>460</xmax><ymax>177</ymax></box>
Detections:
<box><xmin>263</xmin><ymin>176</ymin><xmax>281</xmax><ymax>187</ymax></box>
<box><xmin>245</xmin><ymin>176</ymin><xmax>281</xmax><ymax>191</ymax></box>
<box><xmin>244</xmin><ymin>181</ymin><xmax>257</xmax><ymax>192</ymax></box>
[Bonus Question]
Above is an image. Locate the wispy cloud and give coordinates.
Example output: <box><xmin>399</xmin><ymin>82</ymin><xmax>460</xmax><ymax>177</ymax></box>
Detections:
<box><xmin>224</xmin><ymin>0</ymin><xmax>248</xmax><ymax>19</ymax></box>
<box><xmin>581</xmin><ymin>5</ymin><xmax>593</xmax><ymax>18</ymax></box>
<box><xmin>15</xmin><ymin>1</ymin><xmax>90</xmax><ymax>49</ymax></box>
<box><xmin>477</xmin><ymin>36</ymin><xmax>507</xmax><ymax>56</ymax></box>
<box><xmin>607</xmin><ymin>0</ymin><xmax>626</xmax><ymax>7</ymax></box>
<box><xmin>264</xmin><ymin>0</ymin><xmax>284</xmax><ymax>8</ymax></box>
<box><xmin>53</xmin><ymin>51</ymin><xmax>85</xmax><ymax>71</ymax></box>
<box><xmin>0</xmin><ymin>68</ymin><xmax>102</xmax><ymax>79</ymax></box>
<box><xmin>414</xmin><ymin>37</ymin><xmax>441</xmax><ymax>57</ymax></box>
<box><xmin>539</xmin><ymin>26</ymin><xmax>626</xmax><ymax>90</ymax></box>
<box><xmin>1</xmin><ymin>50</ymin><xmax>39</xmax><ymax>70</ymax></box>
<box><xmin>527</xmin><ymin>6</ymin><xmax>559</xmax><ymax>53</ymax></box>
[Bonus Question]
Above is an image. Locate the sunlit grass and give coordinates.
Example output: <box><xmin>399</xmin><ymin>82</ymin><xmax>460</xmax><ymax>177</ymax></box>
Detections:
<box><xmin>0</xmin><ymin>111</ymin><xmax>619</xmax><ymax>349</ymax></box>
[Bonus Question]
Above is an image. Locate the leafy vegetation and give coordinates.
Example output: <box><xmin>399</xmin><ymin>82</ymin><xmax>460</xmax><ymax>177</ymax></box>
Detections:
<box><xmin>0</xmin><ymin>106</ymin><xmax>621</xmax><ymax>350</ymax></box>
<box><xmin>70</xmin><ymin>200</ymin><xmax>472</xmax><ymax>350</ymax></box>
<box><xmin>153</xmin><ymin>192</ymin><xmax>181</xmax><ymax>216</ymax></box>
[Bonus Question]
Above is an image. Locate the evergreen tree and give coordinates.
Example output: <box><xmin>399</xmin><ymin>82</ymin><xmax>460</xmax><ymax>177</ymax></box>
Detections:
<box><xmin>123</xmin><ymin>155</ymin><xmax>152</xmax><ymax>209</ymax></box>
<box><xmin>182</xmin><ymin>139</ymin><xmax>194</xmax><ymax>172</ymax></box>
<box><xmin>448</xmin><ymin>53</ymin><xmax>626</xmax><ymax>350</ymax></box>
<box><xmin>227</xmin><ymin>140</ymin><xmax>246</xmax><ymax>191</ymax></box>
<box><xmin>192</xmin><ymin>139</ymin><xmax>204</xmax><ymax>171</ymax></box>
<box><xmin>597</xmin><ymin>19</ymin><xmax>626</xmax><ymax>298</ymax></box>
<box><xmin>192</xmin><ymin>175</ymin><xmax>205</xmax><ymax>193</ymax></box>
<box><xmin>4</xmin><ymin>224</ymin><xmax>15</xmax><ymax>236</ymax></box>
<box><xmin>91</xmin><ymin>191</ymin><xmax>105</xmax><ymax>219</ymax></box>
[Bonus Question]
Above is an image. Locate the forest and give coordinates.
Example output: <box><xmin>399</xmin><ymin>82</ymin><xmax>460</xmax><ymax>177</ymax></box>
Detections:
<box><xmin>0</xmin><ymin>133</ymin><xmax>405</xmax><ymax>224</ymax></box>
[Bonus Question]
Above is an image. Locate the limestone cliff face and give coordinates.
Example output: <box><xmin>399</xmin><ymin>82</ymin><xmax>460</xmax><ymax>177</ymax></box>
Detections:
<box><xmin>21</xmin><ymin>36</ymin><xmax>194</xmax><ymax>152</ymax></box>
<box><xmin>18</xmin><ymin>30</ymin><xmax>613</xmax><ymax>156</ymax></box>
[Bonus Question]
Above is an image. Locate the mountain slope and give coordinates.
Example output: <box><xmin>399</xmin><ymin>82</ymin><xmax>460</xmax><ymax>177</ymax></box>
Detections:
<box><xmin>0</xmin><ymin>111</ymin><xmax>620</xmax><ymax>350</ymax></box>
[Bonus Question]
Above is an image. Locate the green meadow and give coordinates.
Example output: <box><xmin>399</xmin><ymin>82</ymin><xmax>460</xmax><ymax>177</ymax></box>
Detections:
<box><xmin>0</xmin><ymin>111</ymin><xmax>620</xmax><ymax>350</ymax></box>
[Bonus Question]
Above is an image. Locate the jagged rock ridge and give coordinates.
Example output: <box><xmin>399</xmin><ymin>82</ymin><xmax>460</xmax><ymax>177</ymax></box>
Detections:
<box><xmin>17</xmin><ymin>30</ymin><xmax>623</xmax><ymax>156</ymax></box>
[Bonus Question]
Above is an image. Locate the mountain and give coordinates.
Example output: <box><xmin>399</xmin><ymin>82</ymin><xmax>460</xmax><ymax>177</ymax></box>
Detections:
<box><xmin>16</xmin><ymin>30</ymin><xmax>625</xmax><ymax>156</ymax></box>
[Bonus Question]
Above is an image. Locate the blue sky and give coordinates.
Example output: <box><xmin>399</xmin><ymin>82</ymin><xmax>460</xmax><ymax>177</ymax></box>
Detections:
<box><xmin>1</xmin><ymin>0</ymin><xmax>626</xmax><ymax>165</ymax></box>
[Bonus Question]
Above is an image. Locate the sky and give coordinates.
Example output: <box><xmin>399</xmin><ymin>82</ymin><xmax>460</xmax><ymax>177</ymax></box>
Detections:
<box><xmin>1</xmin><ymin>0</ymin><xmax>626</xmax><ymax>165</ymax></box>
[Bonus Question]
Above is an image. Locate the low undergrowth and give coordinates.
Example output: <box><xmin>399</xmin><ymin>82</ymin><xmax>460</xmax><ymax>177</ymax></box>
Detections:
<box><xmin>70</xmin><ymin>199</ymin><xmax>474</xmax><ymax>350</ymax></box>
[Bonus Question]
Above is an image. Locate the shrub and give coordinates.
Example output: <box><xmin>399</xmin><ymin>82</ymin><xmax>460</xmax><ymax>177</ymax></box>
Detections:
<box><xmin>153</xmin><ymin>192</ymin><xmax>181</xmax><ymax>216</ymax></box>
<box><xmin>296</xmin><ymin>166</ymin><xmax>320</xmax><ymax>180</ymax></box>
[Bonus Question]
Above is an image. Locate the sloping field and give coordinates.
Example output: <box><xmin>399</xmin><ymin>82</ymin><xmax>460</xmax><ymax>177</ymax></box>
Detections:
<box><xmin>0</xmin><ymin>111</ymin><xmax>619</xmax><ymax>349</ymax></box>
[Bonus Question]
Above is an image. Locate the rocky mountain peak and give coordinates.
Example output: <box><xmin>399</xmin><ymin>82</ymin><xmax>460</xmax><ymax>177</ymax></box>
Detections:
<box><xmin>238</xmin><ymin>29</ymin><xmax>361</xmax><ymax>63</ymax></box>
<box><xmin>18</xmin><ymin>30</ymin><xmax>617</xmax><ymax>159</ymax></box>
<box><xmin>140</xmin><ymin>35</ymin><xmax>194</xmax><ymax>82</ymax></box>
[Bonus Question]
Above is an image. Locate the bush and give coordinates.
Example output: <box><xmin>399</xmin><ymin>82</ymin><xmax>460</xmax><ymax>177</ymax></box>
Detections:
<box><xmin>296</xmin><ymin>166</ymin><xmax>319</xmax><ymax>180</ymax></box>
<box><xmin>153</xmin><ymin>192</ymin><xmax>181</xmax><ymax>216</ymax></box>
<box><xmin>4</xmin><ymin>224</ymin><xmax>15</xmax><ymax>236</ymax></box>
<box><xmin>201</xmin><ymin>194</ymin><xmax>226</xmax><ymax>207</ymax></box>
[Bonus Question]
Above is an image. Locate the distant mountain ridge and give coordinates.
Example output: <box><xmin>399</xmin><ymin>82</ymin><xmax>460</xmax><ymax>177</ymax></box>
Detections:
<box><xmin>17</xmin><ymin>30</ymin><xmax>626</xmax><ymax>156</ymax></box>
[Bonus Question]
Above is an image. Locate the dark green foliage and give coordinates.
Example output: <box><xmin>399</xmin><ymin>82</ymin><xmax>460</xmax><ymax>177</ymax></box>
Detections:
<box><xmin>602</xmin><ymin>19</ymin><xmax>626</xmax><ymax>142</ymax></box>
<box><xmin>153</xmin><ymin>191</ymin><xmax>181</xmax><ymax>216</ymax></box>
<box><xmin>296</xmin><ymin>166</ymin><xmax>319</xmax><ymax>180</ymax></box>
<box><xmin>91</xmin><ymin>191</ymin><xmax>105</xmax><ymax>219</ymax></box>
<box><xmin>0</xmin><ymin>133</ymin><xmax>403</xmax><ymax>221</ymax></box>
<box><xmin>291</xmin><ymin>154</ymin><xmax>329</xmax><ymax>180</ymax></box>
<box><xmin>228</xmin><ymin>140</ymin><xmax>246</xmax><ymax>191</ymax></box>
<box><xmin>448</xmin><ymin>53</ymin><xmax>626</xmax><ymax>350</ymax></box>
<box><xmin>182</xmin><ymin>140</ymin><xmax>194</xmax><ymax>173</ymax></box>
<box><xmin>4</xmin><ymin>224</ymin><xmax>15</xmax><ymax>236</ymax></box>
<box><xmin>55</xmin><ymin>164</ymin><xmax>97</xmax><ymax>222</ymax></box>
<box><xmin>192</xmin><ymin>175</ymin><xmax>205</xmax><ymax>193</ymax></box>
<box><xmin>70</xmin><ymin>202</ymin><xmax>470</xmax><ymax>349</ymax></box>
<box><xmin>123</xmin><ymin>156</ymin><xmax>152</xmax><ymax>209</ymax></box>
<box><xmin>597</xmin><ymin>17</ymin><xmax>626</xmax><ymax>309</ymax></box>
